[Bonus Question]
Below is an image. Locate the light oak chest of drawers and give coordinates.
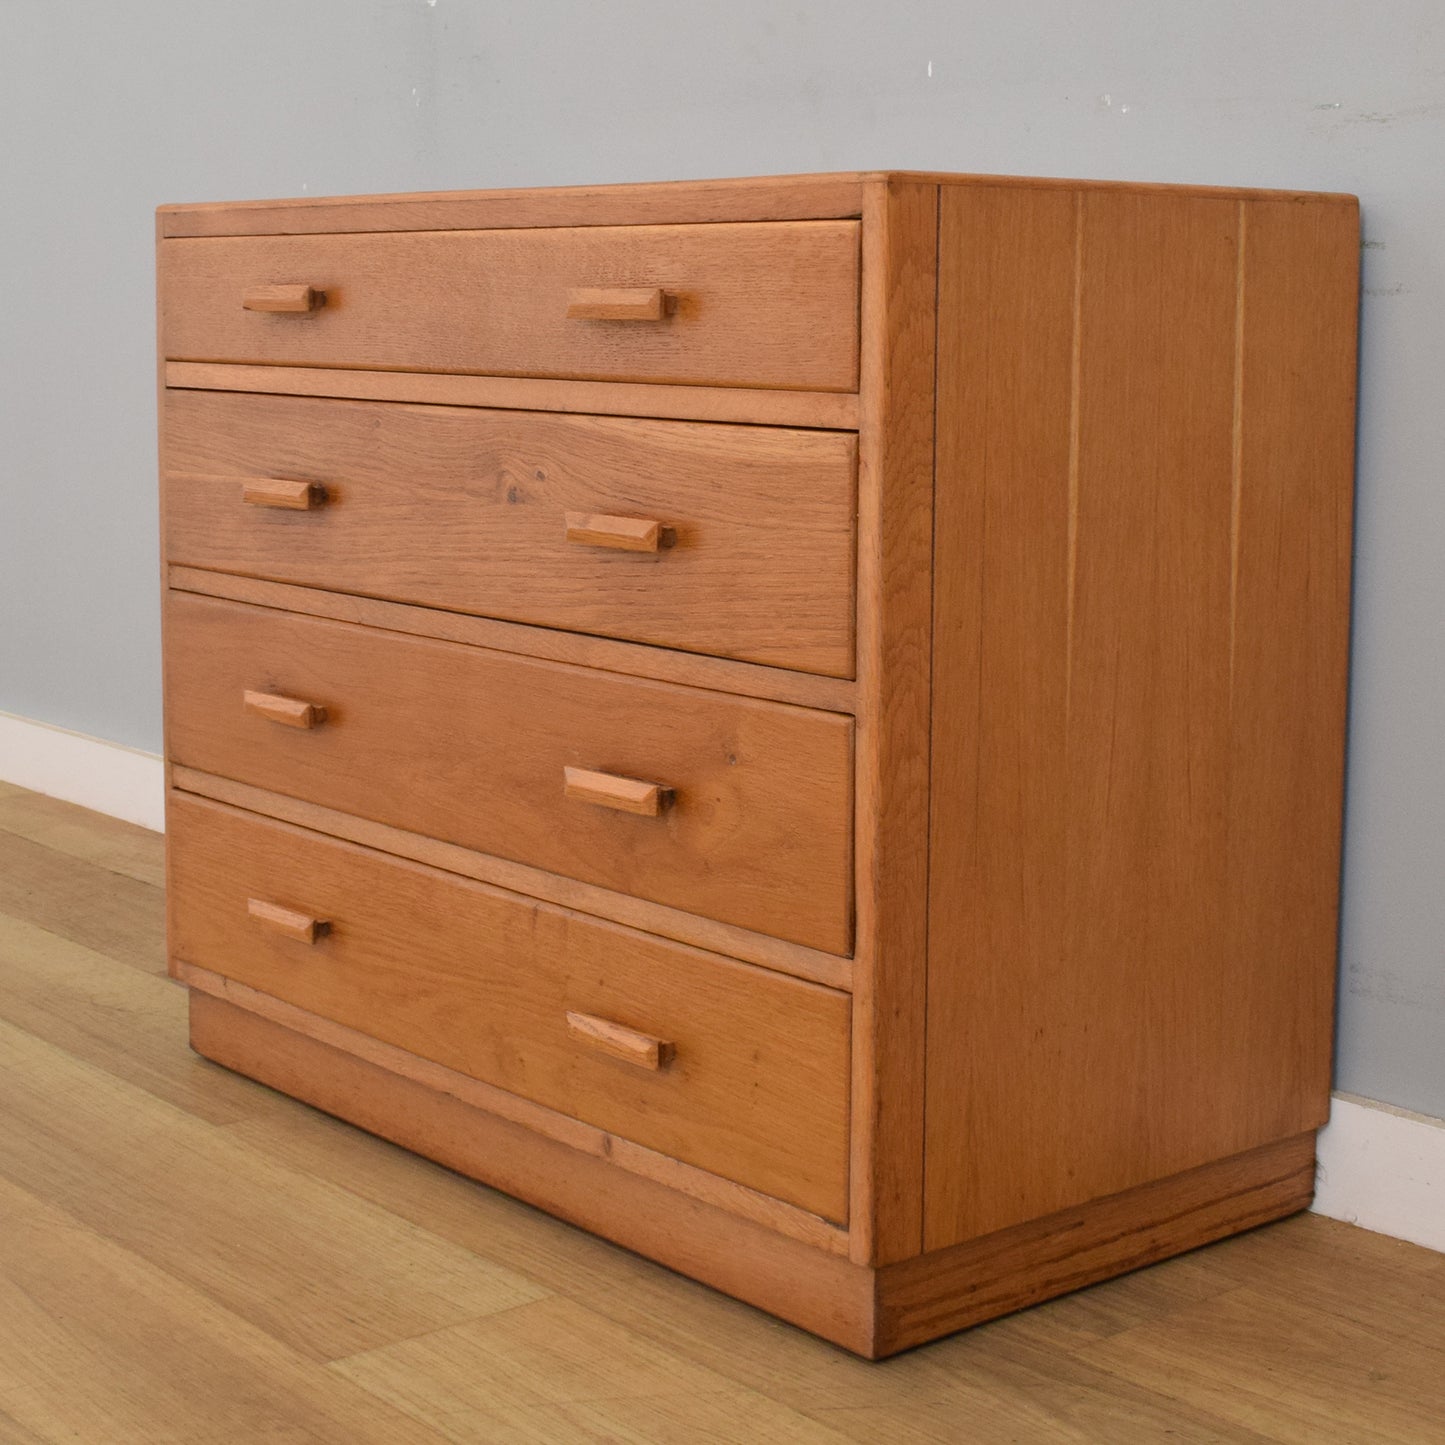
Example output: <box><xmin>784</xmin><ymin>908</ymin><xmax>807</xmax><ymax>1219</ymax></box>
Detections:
<box><xmin>158</xmin><ymin>171</ymin><xmax>1359</xmax><ymax>1357</ymax></box>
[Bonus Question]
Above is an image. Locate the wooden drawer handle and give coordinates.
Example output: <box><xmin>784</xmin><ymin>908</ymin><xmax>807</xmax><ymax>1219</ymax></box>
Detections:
<box><xmin>248</xmin><ymin>898</ymin><xmax>330</xmax><ymax>944</ymax></box>
<box><xmin>242</xmin><ymin>478</ymin><xmax>328</xmax><ymax>511</ymax></box>
<box><xmin>243</xmin><ymin>689</ymin><xmax>327</xmax><ymax>729</ymax></box>
<box><xmin>566</xmin><ymin>286</ymin><xmax>668</xmax><ymax>321</ymax></box>
<box><xmin>565</xmin><ymin>1011</ymin><xmax>674</xmax><ymax>1071</ymax></box>
<box><xmin>563</xmin><ymin>511</ymin><xmax>674</xmax><ymax>553</ymax></box>
<box><xmin>243</xmin><ymin>283</ymin><xmax>325</xmax><ymax>314</ymax></box>
<box><xmin>563</xmin><ymin>765</ymin><xmax>672</xmax><ymax>817</ymax></box>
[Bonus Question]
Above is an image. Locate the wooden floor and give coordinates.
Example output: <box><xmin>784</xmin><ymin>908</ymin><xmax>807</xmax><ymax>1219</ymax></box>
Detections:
<box><xmin>0</xmin><ymin>782</ymin><xmax>1441</xmax><ymax>1444</ymax></box>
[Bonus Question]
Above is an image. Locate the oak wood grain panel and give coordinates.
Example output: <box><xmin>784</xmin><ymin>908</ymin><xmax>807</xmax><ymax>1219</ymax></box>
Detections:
<box><xmin>164</xmin><ymin>389</ymin><xmax>856</xmax><ymax>677</ymax></box>
<box><xmin>921</xmin><ymin>171</ymin><xmax>1357</xmax><ymax>202</ymax></box>
<box><xmin>925</xmin><ymin>185</ymin><xmax>1357</xmax><ymax>1249</ymax></box>
<box><xmin>165</xmin><ymin>363</ymin><xmax>860</xmax><ymax>429</ymax></box>
<box><xmin>170</xmin><ymin>768</ymin><xmax>853</xmax><ymax>991</ymax></box>
<box><xmin>878</xmin><ymin>1134</ymin><xmax>1316</xmax><ymax>1356</ymax></box>
<box><xmin>155</xmin><ymin>171</ymin><xmax>1352</xmax><ymax>241</ymax></box>
<box><xmin>167</xmin><ymin>568</ymin><xmax>857</xmax><ymax>714</ymax></box>
<box><xmin>849</xmin><ymin>178</ymin><xmax>938</xmax><ymax>1265</ymax></box>
<box><xmin>1223</xmin><ymin>196</ymin><xmax>1359</xmax><ymax>1140</ymax></box>
<box><xmin>160</xmin><ymin>222</ymin><xmax>860</xmax><ymax>391</ymax></box>
<box><xmin>925</xmin><ymin>184</ymin><xmax>1081</xmax><ymax>1251</ymax></box>
<box><xmin>170</xmin><ymin>796</ymin><xmax>850</xmax><ymax>1220</ymax></box>
<box><xmin>164</xmin><ymin>592</ymin><xmax>854</xmax><ymax>954</ymax></box>
<box><xmin>188</xmin><ymin>992</ymin><xmax>879</xmax><ymax>1353</ymax></box>
<box><xmin>159</xmin><ymin>172</ymin><xmax>869</xmax><ymax>237</ymax></box>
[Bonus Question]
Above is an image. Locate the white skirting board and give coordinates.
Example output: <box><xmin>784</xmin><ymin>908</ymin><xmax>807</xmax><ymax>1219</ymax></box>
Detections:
<box><xmin>0</xmin><ymin>709</ymin><xmax>164</xmax><ymax>832</ymax></box>
<box><xmin>1314</xmin><ymin>1093</ymin><xmax>1445</xmax><ymax>1254</ymax></box>
<box><xmin>1</xmin><ymin>707</ymin><xmax>1441</xmax><ymax>1252</ymax></box>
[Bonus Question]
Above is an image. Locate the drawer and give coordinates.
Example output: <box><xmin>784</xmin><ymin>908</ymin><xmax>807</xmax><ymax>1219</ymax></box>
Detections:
<box><xmin>164</xmin><ymin>389</ymin><xmax>856</xmax><ymax>678</ymax></box>
<box><xmin>168</xmin><ymin>795</ymin><xmax>851</xmax><ymax>1220</ymax></box>
<box><xmin>165</xmin><ymin>593</ymin><xmax>854</xmax><ymax>954</ymax></box>
<box><xmin>159</xmin><ymin>221</ymin><xmax>860</xmax><ymax>392</ymax></box>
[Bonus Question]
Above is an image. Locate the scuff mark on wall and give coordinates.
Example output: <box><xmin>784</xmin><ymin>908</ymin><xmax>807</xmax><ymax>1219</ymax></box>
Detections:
<box><xmin>1347</xmin><ymin>960</ymin><xmax>1445</xmax><ymax>1010</ymax></box>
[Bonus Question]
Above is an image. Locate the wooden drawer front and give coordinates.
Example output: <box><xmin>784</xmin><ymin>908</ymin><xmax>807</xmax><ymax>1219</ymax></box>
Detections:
<box><xmin>165</xmin><ymin>593</ymin><xmax>854</xmax><ymax>954</ymax></box>
<box><xmin>159</xmin><ymin>222</ymin><xmax>860</xmax><ymax>392</ymax></box>
<box><xmin>164</xmin><ymin>390</ymin><xmax>857</xmax><ymax>678</ymax></box>
<box><xmin>168</xmin><ymin>796</ymin><xmax>851</xmax><ymax>1219</ymax></box>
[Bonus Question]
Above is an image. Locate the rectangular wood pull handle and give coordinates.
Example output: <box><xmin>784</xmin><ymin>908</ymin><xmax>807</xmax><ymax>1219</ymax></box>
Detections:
<box><xmin>242</xmin><ymin>478</ymin><xmax>328</xmax><ymax>510</ymax></box>
<box><xmin>563</xmin><ymin>511</ymin><xmax>673</xmax><ymax>553</ymax></box>
<box><xmin>248</xmin><ymin>898</ymin><xmax>330</xmax><ymax>944</ymax></box>
<box><xmin>563</xmin><ymin>766</ymin><xmax>672</xmax><ymax>817</ymax></box>
<box><xmin>565</xmin><ymin>1011</ymin><xmax>674</xmax><ymax>1071</ymax></box>
<box><xmin>243</xmin><ymin>283</ymin><xmax>324</xmax><ymax>313</ymax></box>
<box><xmin>566</xmin><ymin>286</ymin><xmax>667</xmax><ymax>321</ymax></box>
<box><xmin>243</xmin><ymin>689</ymin><xmax>327</xmax><ymax>729</ymax></box>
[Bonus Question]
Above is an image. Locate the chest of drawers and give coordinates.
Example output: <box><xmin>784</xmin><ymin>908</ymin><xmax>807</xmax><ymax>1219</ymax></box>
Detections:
<box><xmin>158</xmin><ymin>172</ymin><xmax>1358</xmax><ymax>1357</ymax></box>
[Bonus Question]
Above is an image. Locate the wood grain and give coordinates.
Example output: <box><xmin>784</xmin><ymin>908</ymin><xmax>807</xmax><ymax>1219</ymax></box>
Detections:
<box><xmin>566</xmin><ymin>285</ymin><xmax>668</xmax><ymax>320</ymax></box>
<box><xmin>326</xmin><ymin>1294</ymin><xmax>861</xmax><ymax>1442</ymax></box>
<box><xmin>924</xmin><ymin>185</ymin><xmax>1358</xmax><ymax>1249</ymax></box>
<box><xmin>164</xmin><ymin>388</ymin><xmax>857</xmax><ymax>677</ymax></box>
<box><xmin>0</xmin><ymin>828</ymin><xmax>165</xmax><ymax>975</ymax></box>
<box><xmin>0</xmin><ymin>910</ymin><xmax>278</xmax><ymax>1130</ymax></box>
<box><xmin>165</xmin><ymin>592</ymin><xmax>855</xmax><ymax>953</ymax></box>
<box><xmin>925</xmin><ymin>182</ymin><xmax>1081</xmax><ymax>1249</ymax></box>
<box><xmin>241</xmin><ymin>475</ymin><xmax>327</xmax><ymax>510</ymax></box>
<box><xmin>169</xmin><ymin>795</ymin><xmax>852</xmax><ymax>1220</ymax></box>
<box><xmin>3</xmin><ymin>788</ymin><xmax>1435</xmax><ymax>1420</ymax></box>
<box><xmin>877</xmin><ymin>1134</ymin><xmax>1316</xmax><ymax>1356</ymax></box>
<box><xmin>0</xmin><ymin>1174</ymin><xmax>452</xmax><ymax>1444</ymax></box>
<box><xmin>160</xmin><ymin>221</ymin><xmax>861</xmax><ymax>391</ymax></box>
<box><xmin>242</xmin><ymin>281</ymin><xmax>323</xmax><ymax>313</ymax></box>
<box><xmin>1078</xmin><ymin>1267</ymin><xmax>1445</xmax><ymax>1443</ymax></box>
<box><xmin>165</xmin><ymin>361</ymin><xmax>861</xmax><ymax>428</ymax></box>
<box><xmin>0</xmin><ymin>1011</ymin><xmax>547</xmax><ymax>1368</ymax></box>
<box><xmin>849</xmin><ymin>176</ymin><xmax>937</xmax><ymax>1266</ymax></box>
<box><xmin>563</xmin><ymin>1012</ymin><xmax>675</xmax><ymax>1071</ymax></box>
<box><xmin>243</xmin><ymin>687</ymin><xmax>327</xmax><ymax>728</ymax></box>
<box><xmin>178</xmin><ymin>961</ymin><xmax>848</xmax><ymax>1255</ymax></box>
<box><xmin>155</xmin><ymin>169</ymin><xmax>1352</xmax><ymax>241</ymax></box>
<box><xmin>167</xmin><ymin>566</ymin><xmax>858</xmax><ymax>714</ymax></box>
<box><xmin>153</xmin><ymin>171</ymin><xmax>1362</xmax><ymax>1360</ymax></box>
<box><xmin>562</xmin><ymin>766</ymin><xmax>672</xmax><ymax>817</ymax></box>
<box><xmin>1223</xmin><ymin>196</ymin><xmax>1359</xmax><ymax>1150</ymax></box>
<box><xmin>171</xmin><ymin>767</ymin><xmax>854</xmax><ymax>991</ymax></box>
<box><xmin>189</xmin><ymin>993</ymin><xmax>881</xmax><ymax>1352</ymax></box>
<box><xmin>248</xmin><ymin>895</ymin><xmax>330</xmax><ymax>943</ymax></box>
<box><xmin>562</xmin><ymin>511</ymin><xmax>671</xmax><ymax>552</ymax></box>
<box><xmin>0</xmin><ymin>782</ymin><xmax>163</xmax><ymax>887</ymax></box>
<box><xmin>159</xmin><ymin>173</ymin><xmax>868</xmax><ymax>237</ymax></box>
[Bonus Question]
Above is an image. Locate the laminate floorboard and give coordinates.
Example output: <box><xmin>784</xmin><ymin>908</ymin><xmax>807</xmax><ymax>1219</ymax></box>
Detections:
<box><xmin>0</xmin><ymin>785</ymin><xmax>1439</xmax><ymax>1444</ymax></box>
<box><xmin>0</xmin><ymin>821</ymin><xmax>164</xmax><ymax>973</ymax></box>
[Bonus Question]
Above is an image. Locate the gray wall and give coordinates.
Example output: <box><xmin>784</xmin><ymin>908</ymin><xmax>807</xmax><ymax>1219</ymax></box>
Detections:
<box><xmin>2</xmin><ymin>1</ymin><xmax>1441</xmax><ymax>1118</ymax></box>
